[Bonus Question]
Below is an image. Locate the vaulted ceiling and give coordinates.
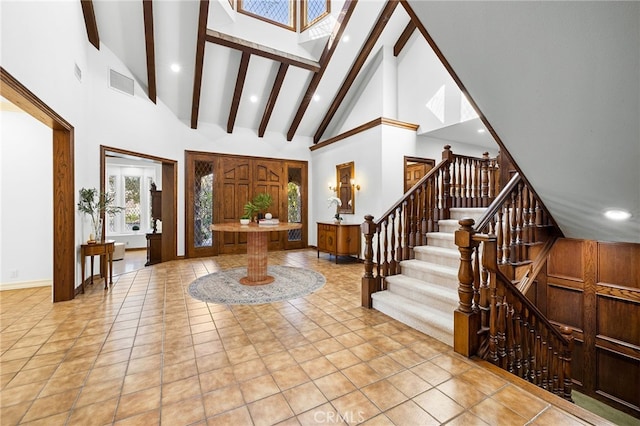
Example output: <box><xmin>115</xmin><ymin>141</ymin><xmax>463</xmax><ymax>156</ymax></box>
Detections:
<box><xmin>81</xmin><ymin>0</ymin><xmax>640</xmax><ymax>243</ymax></box>
<box><xmin>83</xmin><ymin>0</ymin><xmax>425</xmax><ymax>142</ymax></box>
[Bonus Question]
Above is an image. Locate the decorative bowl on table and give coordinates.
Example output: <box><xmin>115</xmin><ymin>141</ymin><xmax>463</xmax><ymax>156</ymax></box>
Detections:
<box><xmin>240</xmin><ymin>218</ymin><xmax>250</xmax><ymax>225</ymax></box>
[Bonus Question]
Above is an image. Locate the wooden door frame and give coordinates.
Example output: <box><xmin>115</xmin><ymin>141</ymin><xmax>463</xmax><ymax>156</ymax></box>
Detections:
<box><xmin>1</xmin><ymin>67</ymin><xmax>75</xmax><ymax>302</ymax></box>
<box><xmin>100</xmin><ymin>146</ymin><xmax>177</xmax><ymax>263</ymax></box>
<box><xmin>284</xmin><ymin>161</ymin><xmax>308</xmax><ymax>250</ymax></box>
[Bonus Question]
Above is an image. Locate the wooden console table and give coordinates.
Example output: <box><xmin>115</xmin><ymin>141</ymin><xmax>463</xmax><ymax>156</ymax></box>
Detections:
<box><xmin>210</xmin><ymin>222</ymin><xmax>302</xmax><ymax>285</ymax></box>
<box><xmin>317</xmin><ymin>222</ymin><xmax>361</xmax><ymax>263</ymax></box>
<box><xmin>80</xmin><ymin>240</ymin><xmax>115</xmax><ymax>292</ymax></box>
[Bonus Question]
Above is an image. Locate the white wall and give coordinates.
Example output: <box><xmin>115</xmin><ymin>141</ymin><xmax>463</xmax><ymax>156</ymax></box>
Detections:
<box><xmin>0</xmin><ymin>111</ymin><xmax>53</xmax><ymax>289</ymax></box>
<box><xmin>397</xmin><ymin>30</ymin><xmax>473</xmax><ymax>133</ymax></box>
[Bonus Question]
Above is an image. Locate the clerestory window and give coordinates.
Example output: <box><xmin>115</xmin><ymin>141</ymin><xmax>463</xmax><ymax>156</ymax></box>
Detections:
<box><xmin>236</xmin><ymin>0</ymin><xmax>330</xmax><ymax>32</ymax></box>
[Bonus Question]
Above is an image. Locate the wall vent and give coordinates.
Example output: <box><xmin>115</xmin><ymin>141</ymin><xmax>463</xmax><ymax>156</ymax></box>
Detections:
<box><xmin>74</xmin><ymin>63</ymin><xmax>82</xmax><ymax>82</ymax></box>
<box><xmin>109</xmin><ymin>68</ymin><xmax>134</xmax><ymax>96</ymax></box>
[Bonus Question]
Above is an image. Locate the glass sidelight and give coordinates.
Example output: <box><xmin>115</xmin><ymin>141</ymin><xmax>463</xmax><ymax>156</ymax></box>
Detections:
<box><xmin>194</xmin><ymin>161</ymin><xmax>213</xmax><ymax>248</ymax></box>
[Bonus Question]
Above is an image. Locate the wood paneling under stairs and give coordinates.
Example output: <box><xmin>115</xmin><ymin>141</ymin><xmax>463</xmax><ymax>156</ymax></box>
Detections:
<box><xmin>539</xmin><ymin>239</ymin><xmax>640</xmax><ymax>417</ymax></box>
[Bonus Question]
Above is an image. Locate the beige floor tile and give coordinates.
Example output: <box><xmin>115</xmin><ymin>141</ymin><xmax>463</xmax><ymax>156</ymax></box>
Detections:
<box><xmin>361</xmin><ymin>379</ymin><xmax>408</xmax><ymax>411</ymax></box>
<box><xmin>384</xmin><ymin>400</ymin><xmax>439</xmax><ymax>426</ymax></box>
<box><xmin>240</xmin><ymin>374</ymin><xmax>280</xmax><ymax>403</ymax></box>
<box><xmin>0</xmin><ymin>250</ymin><xmax>607</xmax><ymax>426</ymax></box>
<box><xmin>282</xmin><ymin>381</ymin><xmax>328</xmax><ymax>414</ymax></box>
<box><xmin>202</xmin><ymin>384</ymin><xmax>245</xmax><ymax>417</ymax></box>
<box><xmin>248</xmin><ymin>393</ymin><xmax>295</xmax><ymax>426</ymax></box>
<box><xmin>115</xmin><ymin>386</ymin><xmax>161</xmax><ymax>420</ymax></box>
<box><xmin>469</xmin><ymin>397</ymin><xmax>528</xmax><ymax>426</ymax></box>
<box><xmin>413</xmin><ymin>387</ymin><xmax>465</xmax><ymax>423</ymax></box>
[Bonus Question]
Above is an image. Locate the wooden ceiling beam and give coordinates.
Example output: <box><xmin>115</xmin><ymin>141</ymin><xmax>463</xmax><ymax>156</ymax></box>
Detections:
<box><xmin>286</xmin><ymin>0</ymin><xmax>358</xmax><ymax>141</ymax></box>
<box><xmin>206</xmin><ymin>30</ymin><xmax>319</xmax><ymax>72</ymax></box>
<box><xmin>190</xmin><ymin>0</ymin><xmax>209</xmax><ymax>129</ymax></box>
<box><xmin>313</xmin><ymin>0</ymin><xmax>399</xmax><ymax>144</ymax></box>
<box><xmin>80</xmin><ymin>0</ymin><xmax>100</xmax><ymax>49</ymax></box>
<box><xmin>142</xmin><ymin>0</ymin><xmax>157</xmax><ymax>104</ymax></box>
<box><xmin>227</xmin><ymin>52</ymin><xmax>251</xmax><ymax>134</ymax></box>
<box><xmin>258</xmin><ymin>63</ymin><xmax>289</xmax><ymax>138</ymax></box>
<box><xmin>394</xmin><ymin>20</ymin><xmax>415</xmax><ymax>56</ymax></box>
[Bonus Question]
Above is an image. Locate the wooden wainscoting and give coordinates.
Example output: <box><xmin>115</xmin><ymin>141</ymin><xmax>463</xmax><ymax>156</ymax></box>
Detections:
<box><xmin>533</xmin><ymin>238</ymin><xmax>640</xmax><ymax>417</ymax></box>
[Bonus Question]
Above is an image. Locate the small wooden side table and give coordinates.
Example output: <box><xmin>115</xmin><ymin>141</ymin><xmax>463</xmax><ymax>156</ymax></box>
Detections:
<box><xmin>80</xmin><ymin>240</ymin><xmax>115</xmax><ymax>292</ymax></box>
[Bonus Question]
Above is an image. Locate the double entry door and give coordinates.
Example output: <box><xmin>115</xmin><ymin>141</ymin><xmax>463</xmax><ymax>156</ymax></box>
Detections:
<box><xmin>185</xmin><ymin>151</ymin><xmax>307</xmax><ymax>257</ymax></box>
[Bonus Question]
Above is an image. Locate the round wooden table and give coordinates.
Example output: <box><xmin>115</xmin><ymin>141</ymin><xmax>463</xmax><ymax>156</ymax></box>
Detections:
<box><xmin>210</xmin><ymin>222</ymin><xmax>302</xmax><ymax>285</ymax></box>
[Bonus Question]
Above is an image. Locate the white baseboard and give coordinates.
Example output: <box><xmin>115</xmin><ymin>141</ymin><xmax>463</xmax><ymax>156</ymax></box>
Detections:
<box><xmin>0</xmin><ymin>280</ymin><xmax>52</xmax><ymax>291</ymax></box>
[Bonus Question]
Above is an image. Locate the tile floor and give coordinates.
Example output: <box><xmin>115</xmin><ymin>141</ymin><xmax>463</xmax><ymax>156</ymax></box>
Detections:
<box><xmin>1</xmin><ymin>249</ymin><xmax>612</xmax><ymax>425</ymax></box>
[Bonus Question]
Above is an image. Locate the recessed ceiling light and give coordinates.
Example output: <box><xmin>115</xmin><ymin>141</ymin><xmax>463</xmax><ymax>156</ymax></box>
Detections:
<box><xmin>313</xmin><ymin>94</ymin><xmax>320</xmax><ymax>102</ymax></box>
<box><xmin>343</xmin><ymin>35</ymin><xmax>350</xmax><ymax>43</ymax></box>
<box><xmin>477</xmin><ymin>129</ymin><xmax>486</xmax><ymax>133</ymax></box>
<box><xmin>249</xmin><ymin>95</ymin><xmax>258</xmax><ymax>103</ymax></box>
<box><xmin>170</xmin><ymin>63</ymin><xmax>181</xmax><ymax>73</ymax></box>
<box><xmin>604</xmin><ymin>209</ymin><xmax>632</xmax><ymax>221</ymax></box>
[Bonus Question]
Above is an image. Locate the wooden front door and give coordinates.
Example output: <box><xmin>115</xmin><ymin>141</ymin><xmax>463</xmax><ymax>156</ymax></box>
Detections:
<box><xmin>186</xmin><ymin>151</ymin><xmax>307</xmax><ymax>257</ymax></box>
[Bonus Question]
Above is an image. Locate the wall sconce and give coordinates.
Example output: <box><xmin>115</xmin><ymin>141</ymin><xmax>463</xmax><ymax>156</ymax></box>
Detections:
<box><xmin>351</xmin><ymin>178</ymin><xmax>360</xmax><ymax>191</ymax></box>
<box><xmin>328</xmin><ymin>182</ymin><xmax>338</xmax><ymax>192</ymax></box>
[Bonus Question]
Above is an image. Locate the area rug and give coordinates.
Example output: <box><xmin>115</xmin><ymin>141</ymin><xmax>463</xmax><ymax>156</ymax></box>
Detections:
<box><xmin>187</xmin><ymin>265</ymin><xmax>326</xmax><ymax>305</ymax></box>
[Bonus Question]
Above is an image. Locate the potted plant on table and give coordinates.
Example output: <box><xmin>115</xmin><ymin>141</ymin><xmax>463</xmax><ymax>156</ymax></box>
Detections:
<box><xmin>77</xmin><ymin>187</ymin><xmax>124</xmax><ymax>243</ymax></box>
<box><xmin>328</xmin><ymin>196</ymin><xmax>343</xmax><ymax>223</ymax></box>
<box><xmin>243</xmin><ymin>192</ymin><xmax>273</xmax><ymax>222</ymax></box>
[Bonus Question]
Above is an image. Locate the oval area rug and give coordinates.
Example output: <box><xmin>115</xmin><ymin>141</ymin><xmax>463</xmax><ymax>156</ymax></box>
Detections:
<box><xmin>187</xmin><ymin>265</ymin><xmax>326</xmax><ymax>305</ymax></box>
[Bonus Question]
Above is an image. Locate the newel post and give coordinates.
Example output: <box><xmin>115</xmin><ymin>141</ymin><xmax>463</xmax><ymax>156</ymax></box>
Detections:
<box><xmin>560</xmin><ymin>326</ymin><xmax>574</xmax><ymax>402</ymax></box>
<box><xmin>361</xmin><ymin>215</ymin><xmax>376</xmax><ymax>308</ymax></box>
<box><xmin>454</xmin><ymin>218</ymin><xmax>481</xmax><ymax>356</ymax></box>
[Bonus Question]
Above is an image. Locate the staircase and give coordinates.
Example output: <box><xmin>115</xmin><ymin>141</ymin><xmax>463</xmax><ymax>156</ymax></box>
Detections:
<box><xmin>371</xmin><ymin>207</ymin><xmax>485</xmax><ymax>346</ymax></box>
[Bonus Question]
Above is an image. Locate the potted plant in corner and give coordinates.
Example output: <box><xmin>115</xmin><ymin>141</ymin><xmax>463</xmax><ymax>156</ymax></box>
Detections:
<box><xmin>77</xmin><ymin>187</ymin><xmax>124</xmax><ymax>243</ymax></box>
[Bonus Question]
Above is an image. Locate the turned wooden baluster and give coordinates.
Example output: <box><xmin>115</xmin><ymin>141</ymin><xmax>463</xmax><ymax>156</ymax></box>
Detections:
<box><xmin>514</xmin><ymin>301</ymin><xmax>523</xmax><ymax>377</ymax></box>
<box><xmin>496</xmin><ymin>209</ymin><xmax>505</xmax><ymax>263</ymax></box>
<box><xmin>441</xmin><ymin>145</ymin><xmax>452</xmax><ymax>219</ymax></box>
<box><xmin>489</xmin><ymin>279</ymin><xmax>499</xmax><ymax>363</ymax></box>
<box><xmin>481</xmin><ymin>152</ymin><xmax>490</xmax><ymax>207</ymax></box>
<box><xmin>405</xmin><ymin>197</ymin><xmax>414</xmax><ymax>259</ymax></box>
<box><xmin>497</xmin><ymin>296</ymin><xmax>507</xmax><ymax>368</ymax></box>
<box><xmin>420</xmin><ymin>184</ymin><xmax>428</xmax><ymax>244</ymax></box>
<box><xmin>516</xmin><ymin>182</ymin><xmax>524</xmax><ymax>261</ymax></box>
<box><xmin>381</xmin><ymin>219</ymin><xmax>389</xmax><ymax>278</ymax></box>
<box><xmin>473</xmin><ymin>246</ymin><xmax>481</xmax><ymax>312</ymax></box>
<box><xmin>389</xmin><ymin>213</ymin><xmax>398</xmax><ymax>275</ymax></box>
<box><xmin>455</xmin><ymin>158</ymin><xmax>461</xmax><ymax>207</ymax></box>
<box><xmin>503</xmin><ymin>202</ymin><xmax>512</xmax><ymax>263</ymax></box>
<box><xmin>522</xmin><ymin>186</ymin><xmax>531</xmax><ymax>245</ymax></box>
<box><xmin>506</xmin><ymin>303</ymin><xmax>515</xmax><ymax>373</ymax></box>
<box><xmin>461</xmin><ymin>157</ymin><xmax>468</xmax><ymax>207</ymax></box>
<box><xmin>528</xmin><ymin>191</ymin><xmax>537</xmax><ymax>243</ymax></box>
<box><xmin>509</xmin><ymin>190</ymin><xmax>518</xmax><ymax>263</ymax></box>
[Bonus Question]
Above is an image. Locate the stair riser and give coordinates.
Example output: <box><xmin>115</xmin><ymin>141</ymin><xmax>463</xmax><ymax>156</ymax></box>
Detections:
<box><xmin>414</xmin><ymin>252</ymin><xmax>460</xmax><ymax>268</ymax></box>
<box><xmin>450</xmin><ymin>208</ymin><xmax>486</xmax><ymax>222</ymax></box>
<box><xmin>386</xmin><ymin>282</ymin><xmax>458</xmax><ymax>313</ymax></box>
<box><xmin>437</xmin><ymin>223</ymin><xmax>459</xmax><ymax>234</ymax></box>
<box><xmin>426</xmin><ymin>236</ymin><xmax>457</xmax><ymax>250</ymax></box>
<box><xmin>372</xmin><ymin>298</ymin><xmax>453</xmax><ymax>346</ymax></box>
<box><xmin>400</xmin><ymin>267</ymin><xmax>458</xmax><ymax>289</ymax></box>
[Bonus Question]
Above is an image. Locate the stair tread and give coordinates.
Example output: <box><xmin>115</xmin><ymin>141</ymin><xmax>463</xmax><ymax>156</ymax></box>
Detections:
<box><xmin>426</xmin><ymin>232</ymin><xmax>455</xmax><ymax>239</ymax></box>
<box><xmin>372</xmin><ymin>291</ymin><xmax>453</xmax><ymax>330</ymax></box>
<box><xmin>385</xmin><ymin>274</ymin><xmax>458</xmax><ymax>299</ymax></box>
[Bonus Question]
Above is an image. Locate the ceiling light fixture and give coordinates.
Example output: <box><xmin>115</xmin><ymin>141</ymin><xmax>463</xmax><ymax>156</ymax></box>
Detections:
<box><xmin>249</xmin><ymin>95</ymin><xmax>258</xmax><ymax>103</ymax></box>
<box><xmin>313</xmin><ymin>94</ymin><xmax>320</xmax><ymax>102</ymax></box>
<box><xmin>477</xmin><ymin>129</ymin><xmax>486</xmax><ymax>133</ymax></box>
<box><xmin>343</xmin><ymin>35</ymin><xmax>350</xmax><ymax>43</ymax></box>
<box><xmin>170</xmin><ymin>63</ymin><xmax>181</xmax><ymax>73</ymax></box>
<box><xmin>603</xmin><ymin>209</ymin><xmax>632</xmax><ymax>221</ymax></box>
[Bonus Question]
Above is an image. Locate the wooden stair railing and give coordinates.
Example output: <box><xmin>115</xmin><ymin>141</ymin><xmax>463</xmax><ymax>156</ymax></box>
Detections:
<box><xmin>454</xmin><ymin>176</ymin><xmax>573</xmax><ymax>401</ymax></box>
<box><xmin>361</xmin><ymin>145</ymin><xmax>498</xmax><ymax>307</ymax></box>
